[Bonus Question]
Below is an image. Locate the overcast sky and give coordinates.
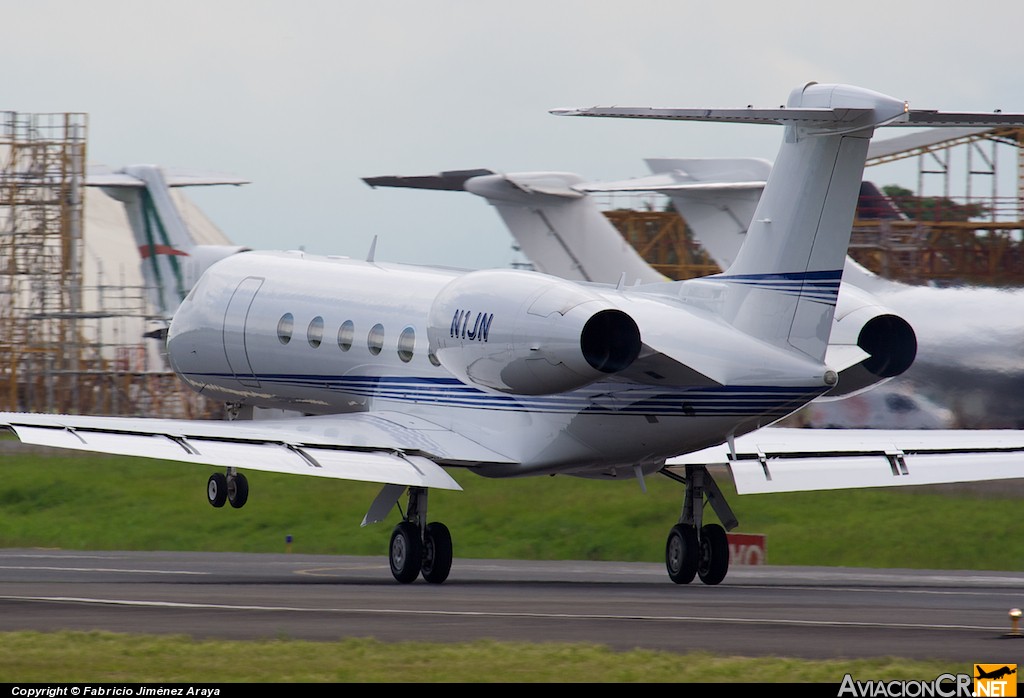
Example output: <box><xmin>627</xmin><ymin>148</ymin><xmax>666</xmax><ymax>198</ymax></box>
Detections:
<box><xmin>6</xmin><ymin>0</ymin><xmax>1023</xmax><ymax>269</ymax></box>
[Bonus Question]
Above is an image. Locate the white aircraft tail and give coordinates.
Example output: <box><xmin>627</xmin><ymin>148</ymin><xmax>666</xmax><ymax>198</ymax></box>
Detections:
<box><xmin>717</xmin><ymin>86</ymin><xmax>884</xmax><ymax>359</ymax></box>
<box><xmin>86</xmin><ymin>165</ymin><xmax>250</xmax><ymax>319</ymax></box>
<box><xmin>363</xmin><ymin>169</ymin><xmax>665</xmax><ymax>285</ymax></box>
<box><xmin>581</xmin><ymin>157</ymin><xmax>770</xmax><ymax>271</ymax></box>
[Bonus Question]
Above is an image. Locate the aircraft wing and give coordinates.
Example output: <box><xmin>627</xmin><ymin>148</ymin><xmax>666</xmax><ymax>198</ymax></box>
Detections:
<box><xmin>667</xmin><ymin>428</ymin><xmax>1024</xmax><ymax>494</ymax></box>
<box><xmin>0</xmin><ymin>411</ymin><xmax>521</xmax><ymax>491</ymax></box>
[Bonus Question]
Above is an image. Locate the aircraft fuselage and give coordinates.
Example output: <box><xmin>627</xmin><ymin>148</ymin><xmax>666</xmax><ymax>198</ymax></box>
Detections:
<box><xmin>167</xmin><ymin>251</ymin><xmax>831</xmax><ymax>477</ymax></box>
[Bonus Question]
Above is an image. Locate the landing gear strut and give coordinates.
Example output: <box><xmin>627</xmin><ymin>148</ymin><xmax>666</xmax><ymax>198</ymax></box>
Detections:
<box><xmin>388</xmin><ymin>487</ymin><xmax>453</xmax><ymax>585</ymax></box>
<box><xmin>662</xmin><ymin>465</ymin><xmax>737</xmax><ymax>585</ymax></box>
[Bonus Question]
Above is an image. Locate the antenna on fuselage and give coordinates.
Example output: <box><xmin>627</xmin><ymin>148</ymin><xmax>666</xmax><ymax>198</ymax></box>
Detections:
<box><xmin>366</xmin><ymin>235</ymin><xmax>378</xmax><ymax>263</ymax></box>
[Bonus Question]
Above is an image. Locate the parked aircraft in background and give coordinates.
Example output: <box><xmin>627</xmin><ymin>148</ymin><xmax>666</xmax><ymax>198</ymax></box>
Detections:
<box><xmin>4</xmin><ymin>84</ymin><xmax>1024</xmax><ymax>588</ymax></box>
<box><xmin>601</xmin><ymin>154</ymin><xmax>1024</xmax><ymax>429</ymax></box>
<box><xmin>85</xmin><ymin>165</ymin><xmax>252</xmax><ymax>320</ymax></box>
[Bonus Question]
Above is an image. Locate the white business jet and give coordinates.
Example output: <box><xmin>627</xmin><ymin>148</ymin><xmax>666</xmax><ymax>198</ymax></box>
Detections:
<box><xmin>4</xmin><ymin>83</ymin><xmax>1024</xmax><ymax>587</ymax></box>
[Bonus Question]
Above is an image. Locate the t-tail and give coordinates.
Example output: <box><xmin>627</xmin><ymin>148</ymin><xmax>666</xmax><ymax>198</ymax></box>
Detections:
<box><xmin>553</xmin><ymin>82</ymin><xmax>1024</xmax><ymax>363</ymax></box>
<box><xmin>581</xmin><ymin>157</ymin><xmax>770</xmax><ymax>272</ymax></box>
<box><xmin>716</xmin><ymin>84</ymin><xmax>890</xmax><ymax>361</ymax></box>
<box><xmin>362</xmin><ymin>169</ymin><xmax>665</xmax><ymax>285</ymax></box>
<box><xmin>86</xmin><ymin>165</ymin><xmax>251</xmax><ymax>319</ymax></box>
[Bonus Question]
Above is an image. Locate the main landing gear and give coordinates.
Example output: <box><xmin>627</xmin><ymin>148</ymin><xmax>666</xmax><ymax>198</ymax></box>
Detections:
<box><xmin>207</xmin><ymin>469</ymin><xmax>249</xmax><ymax>509</ymax></box>
<box><xmin>202</xmin><ymin>470</ymin><xmax>452</xmax><ymax>584</ymax></box>
<box><xmin>389</xmin><ymin>487</ymin><xmax>453</xmax><ymax>584</ymax></box>
<box><xmin>662</xmin><ymin>465</ymin><xmax>737</xmax><ymax>586</ymax></box>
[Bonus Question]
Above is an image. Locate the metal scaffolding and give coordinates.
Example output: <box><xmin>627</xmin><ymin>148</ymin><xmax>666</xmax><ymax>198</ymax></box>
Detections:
<box><xmin>850</xmin><ymin>127</ymin><xmax>1024</xmax><ymax>286</ymax></box>
<box><xmin>605</xmin><ymin>127</ymin><xmax>1024</xmax><ymax>286</ymax></box>
<box><xmin>0</xmin><ymin>112</ymin><xmax>218</xmax><ymax>418</ymax></box>
<box><xmin>0</xmin><ymin>111</ymin><xmax>87</xmax><ymax>412</ymax></box>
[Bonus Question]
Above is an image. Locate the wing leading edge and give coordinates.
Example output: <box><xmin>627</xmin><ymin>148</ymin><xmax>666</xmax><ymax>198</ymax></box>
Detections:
<box><xmin>668</xmin><ymin>428</ymin><xmax>1024</xmax><ymax>494</ymax></box>
<box><xmin>0</xmin><ymin>411</ymin><xmax>523</xmax><ymax>491</ymax></box>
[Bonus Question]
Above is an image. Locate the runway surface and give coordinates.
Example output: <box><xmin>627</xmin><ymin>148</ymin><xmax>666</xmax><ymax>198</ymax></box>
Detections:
<box><xmin>0</xmin><ymin>548</ymin><xmax>1022</xmax><ymax>662</ymax></box>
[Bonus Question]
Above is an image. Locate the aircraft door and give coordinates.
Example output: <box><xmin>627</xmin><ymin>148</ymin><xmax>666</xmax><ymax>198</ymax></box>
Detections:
<box><xmin>222</xmin><ymin>276</ymin><xmax>264</xmax><ymax>388</ymax></box>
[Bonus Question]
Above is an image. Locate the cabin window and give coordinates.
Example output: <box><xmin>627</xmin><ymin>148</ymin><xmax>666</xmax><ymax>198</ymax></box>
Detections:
<box><xmin>277</xmin><ymin>313</ymin><xmax>294</xmax><ymax>345</ymax></box>
<box><xmin>398</xmin><ymin>327</ymin><xmax>415</xmax><ymax>363</ymax></box>
<box><xmin>368</xmin><ymin>323</ymin><xmax>385</xmax><ymax>356</ymax></box>
<box><xmin>338</xmin><ymin>320</ymin><xmax>354</xmax><ymax>351</ymax></box>
<box><xmin>307</xmin><ymin>316</ymin><xmax>324</xmax><ymax>348</ymax></box>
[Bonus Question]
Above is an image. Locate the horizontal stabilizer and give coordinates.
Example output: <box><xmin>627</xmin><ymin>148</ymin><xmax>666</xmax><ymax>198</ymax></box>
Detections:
<box><xmin>87</xmin><ymin>165</ymin><xmax>250</xmax><ymax>188</ymax></box>
<box><xmin>474</xmin><ymin>172</ymin><xmax>586</xmax><ymax>200</ymax></box>
<box><xmin>364</xmin><ymin>169</ymin><xmax>585</xmax><ymax>200</ymax></box>
<box><xmin>550</xmin><ymin>105</ymin><xmax>878</xmax><ymax>127</ymax></box>
<box><xmin>552</xmin><ymin>105</ymin><xmax>1024</xmax><ymax>132</ymax></box>
<box><xmin>668</xmin><ymin>428</ymin><xmax>1024</xmax><ymax>494</ymax></box>
<box><xmin>363</xmin><ymin>169</ymin><xmax>495</xmax><ymax>192</ymax></box>
<box><xmin>641</xmin><ymin>157</ymin><xmax>770</xmax><ymax>195</ymax></box>
<box><xmin>579</xmin><ymin>175</ymin><xmax>765</xmax><ymax>194</ymax></box>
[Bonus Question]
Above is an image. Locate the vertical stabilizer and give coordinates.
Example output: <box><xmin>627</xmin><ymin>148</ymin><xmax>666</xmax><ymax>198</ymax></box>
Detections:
<box><xmin>86</xmin><ymin>165</ymin><xmax>249</xmax><ymax>319</ymax></box>
<box><xmin>552</xmin><ymin>83</ymin><xmax>920</xmax><ymax>362</ymax></box>
<box><xmin>714</xmin><ymin>85</ymin><xmax>906</xmax><ymax>360</ymax></box>
<box><xmin>464</xmin><ymin>172</ymin><xmax>665</xmax><ymax>285</ymax></box>
<box><xmin>102</xmin><ymin>166</ymin><xmax>194</xmax><ymax>317</ymax></box>
<box><xmin>644</xmin><ymin>158</ymin><xmax>769</xmax><ymax>270</ymax></box>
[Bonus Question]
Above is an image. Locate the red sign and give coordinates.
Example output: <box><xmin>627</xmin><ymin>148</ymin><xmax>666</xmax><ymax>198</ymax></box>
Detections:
<box><xmin>727</xmin><ymin>533</ymin><xmax>766</xmax><ymax>565</ymax></box>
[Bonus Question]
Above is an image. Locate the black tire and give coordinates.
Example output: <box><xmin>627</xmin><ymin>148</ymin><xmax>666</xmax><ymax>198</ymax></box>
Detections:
<box><xmin>697</xmin><ymin>523</ymin><xmax>730</xmax><ymax>586</ymax></box>
<box><xmin>421</xmin><ymin>522</ymin><xmax>453</xmax><ymax>584</ymax></box>
<box><xmin>665</xmin><ymin>523</ymin><xmax>698</xmax><ymax>584</ymax></box>
<box><xmin>227</xmin><ymin>473</ymin><xmax>249</xmax><ymax>509</ymax></box>
<box><xmin>207</xmin><ymin>473</ymin><xmax>227</xmax><ymax>508</ymax></box>
<box><xmin>389</xmin><ymin>521</ymin><xmax>423</xmax><ymax>584</ymax></box>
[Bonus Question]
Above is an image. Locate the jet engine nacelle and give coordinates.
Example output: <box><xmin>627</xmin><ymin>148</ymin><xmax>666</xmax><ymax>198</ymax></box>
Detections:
<box><xmin>825</xmin><ymin>287</ymin><xmax>917</xmax><ymax>399</ymax></box>
<box><xmin>427</xmin><ymin>270</ymin><xmax>641</xmax><ymax>395</ymax></box>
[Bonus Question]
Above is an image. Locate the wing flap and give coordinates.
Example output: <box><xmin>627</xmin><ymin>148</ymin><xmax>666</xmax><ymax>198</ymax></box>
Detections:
<box><xmin>668</xmin><ymin>428</ymin><xmax>1024</xmax><ymax>494</ymax></box>
<box><xmin>729</xmin><ymin>451</ymin><xmax>1024</xmax><ymax>494</ymax></box>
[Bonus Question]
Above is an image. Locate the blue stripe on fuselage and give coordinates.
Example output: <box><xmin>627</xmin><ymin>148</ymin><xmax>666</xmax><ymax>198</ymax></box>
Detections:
<box><xmin>185</xmin><ymin>372</ymin><xmax>825</xmax><ymax>417</ymax></box>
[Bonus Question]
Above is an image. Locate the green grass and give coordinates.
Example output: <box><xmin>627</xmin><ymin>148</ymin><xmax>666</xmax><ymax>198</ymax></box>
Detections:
<box><xmin>0</xmin><ymin>448</ymin><xmax>1020</xmax><ymax>682</ymax></box>
<box><xmin>1</xmin><ymin>449</ymin><xmax>1021</xmax><ymax>570</ymax></box>
<box><xmin>0</xmin><ymin>631</ymin><xmax>967</xmax><ymax>683</ymax></box>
